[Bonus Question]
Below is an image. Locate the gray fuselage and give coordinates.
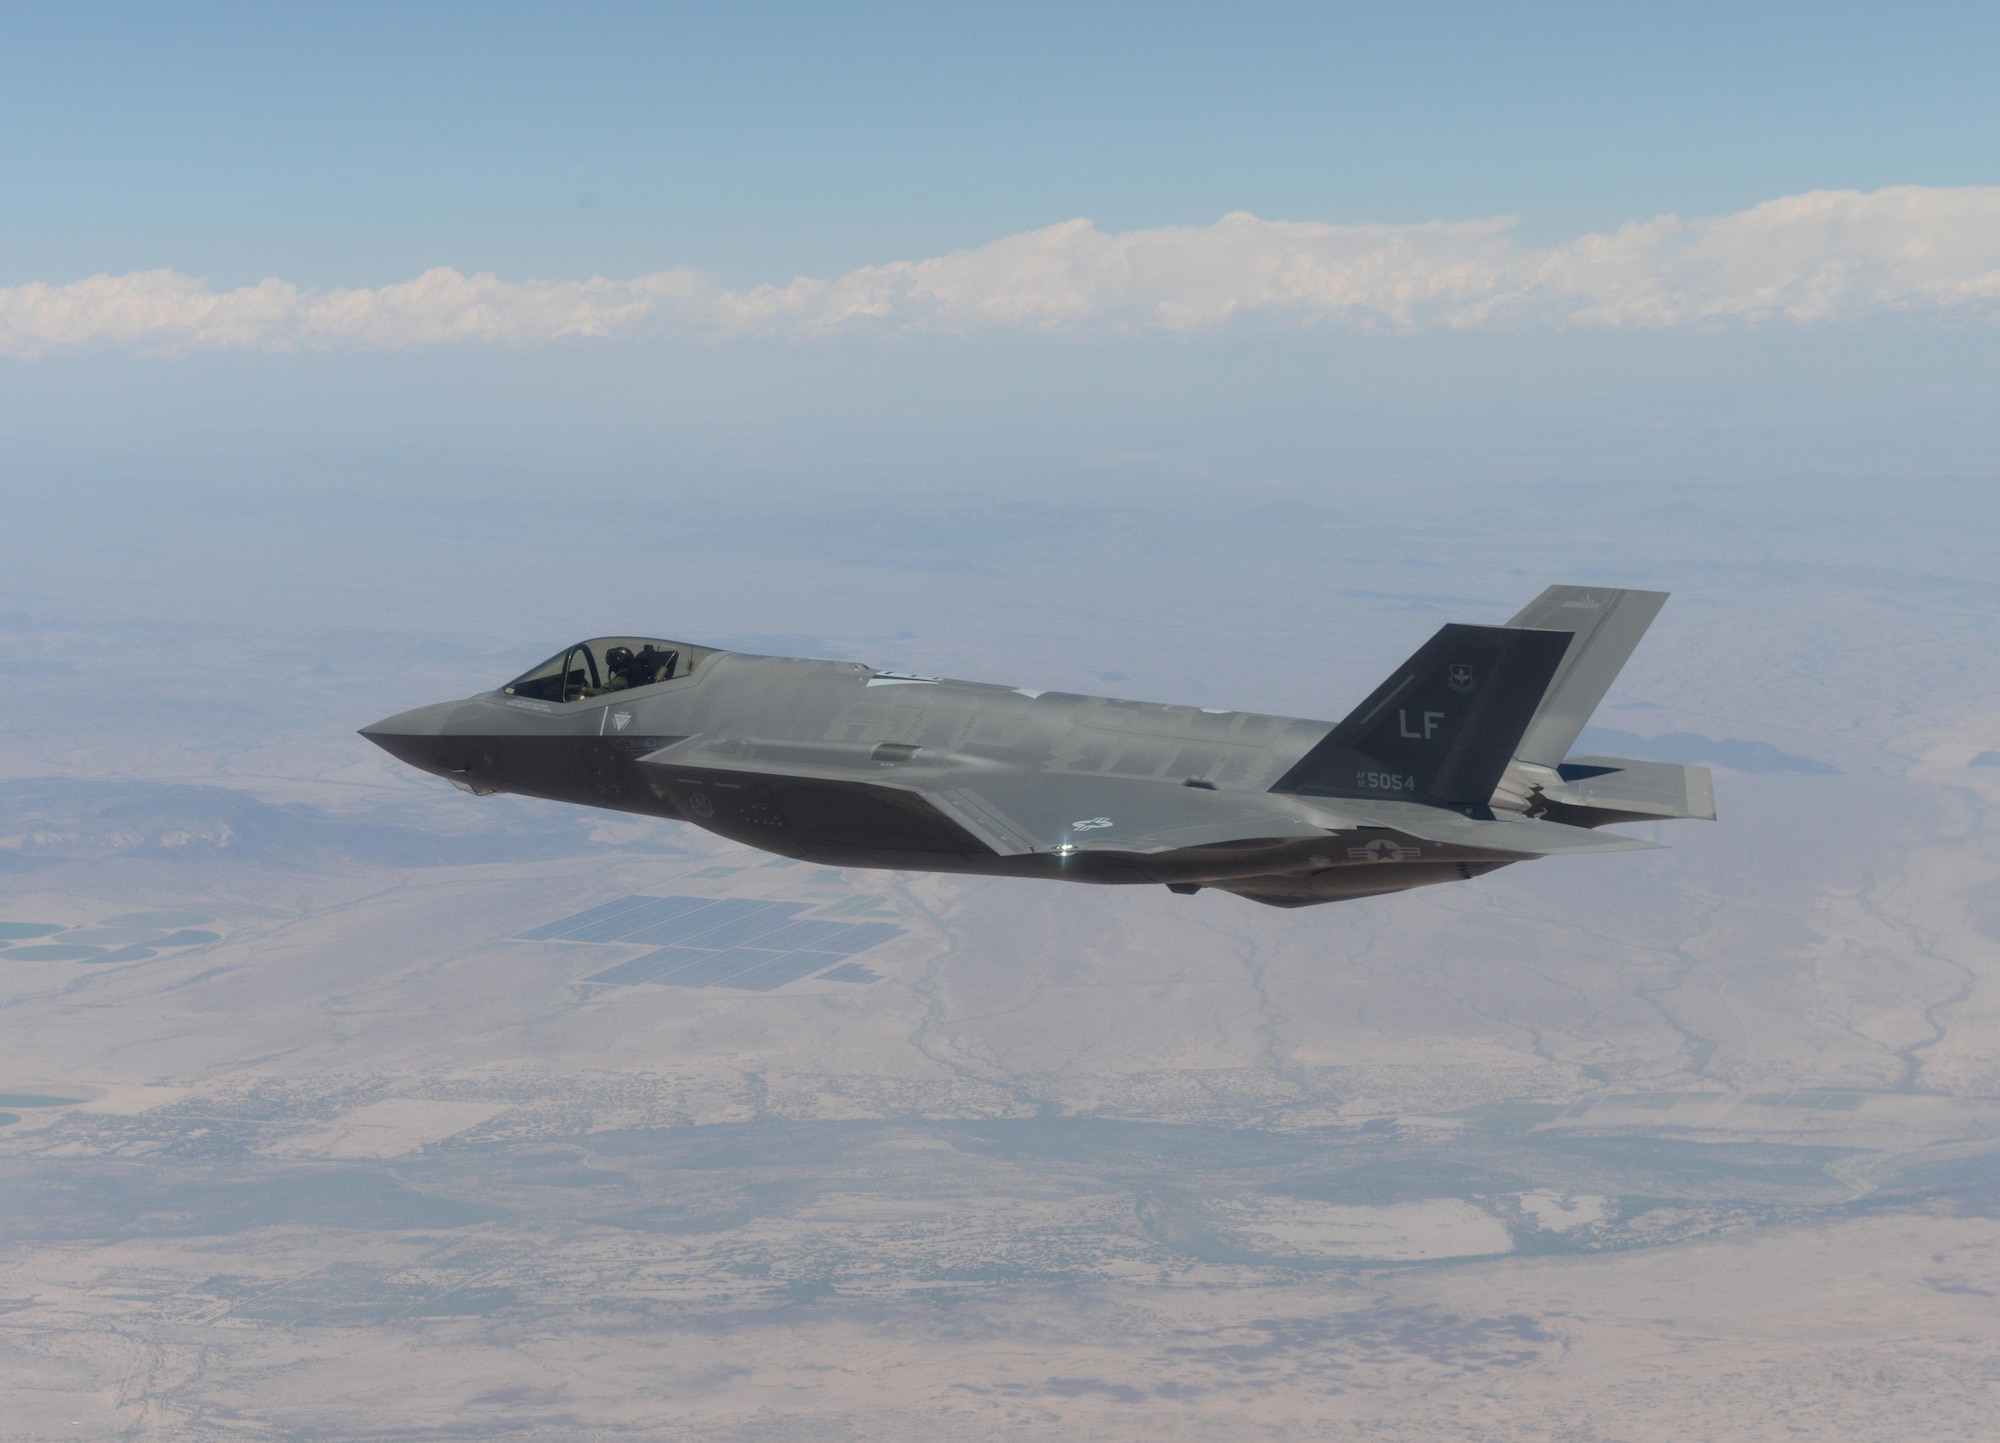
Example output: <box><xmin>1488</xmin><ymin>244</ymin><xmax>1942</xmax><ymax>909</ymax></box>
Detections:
<box><xmin>363</xmin><ymin>594</ymin><xmax>1709</xmax><ymax>909</ymax></box>
<box><xmin>362</xmin><ymin>649</ymin><xmax>1495</xmax><ymax>904</ymax></box>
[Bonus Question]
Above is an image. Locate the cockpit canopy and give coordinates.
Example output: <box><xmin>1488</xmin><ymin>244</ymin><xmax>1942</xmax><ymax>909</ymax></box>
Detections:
<box><xmin>503</xmin><ymin>636</ymin><xmax>721</xmax><ymax>703</ymax></box>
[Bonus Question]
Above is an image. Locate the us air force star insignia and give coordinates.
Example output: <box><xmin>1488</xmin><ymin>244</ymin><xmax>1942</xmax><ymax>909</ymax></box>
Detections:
<box><xmin>1348</xmin><ymin>838</ymin><xmax>1421</xmax><ymax>862</ymax></box>
<box><xmin>612</xmin><ymin>711</ymin><xmax>632</xmax><ymax>731</ymax></box>
<box><xmin>1071</xmin><ymin>817</ymin><xmax>1113</xmax><ymax>831</ymax></box>
<box><xmin>1447</xmin><ymin>663</ymin><xmax>1476</xmax><ymax>693</ymax></box>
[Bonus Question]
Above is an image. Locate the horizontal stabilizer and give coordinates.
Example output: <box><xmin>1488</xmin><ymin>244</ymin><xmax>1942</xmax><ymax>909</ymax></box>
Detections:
<box><xmin>1533</xmin><ymin>755</ymin><xmax>1716</xmax><ymax>825</ymax></box>
<box><xmin>1328</xmin><ymin>798</ymin><xmax>1665</xmax><ymax>856</ymax></box>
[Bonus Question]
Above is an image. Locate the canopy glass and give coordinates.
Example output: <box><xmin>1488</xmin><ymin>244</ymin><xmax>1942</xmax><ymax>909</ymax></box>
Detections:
<box><xmin>503</xmin><ymin>637</ymin><xmax>720</xmax><ymax>703</ymax></box>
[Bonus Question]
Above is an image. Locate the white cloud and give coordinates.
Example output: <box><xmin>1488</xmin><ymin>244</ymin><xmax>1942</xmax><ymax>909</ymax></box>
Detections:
<box><xmin>1524</xmin><ymin>187</ymin><xmax>2000</xmax><ymax>327</ymax></box>
<box><xmin>0</xmin><ymin>266</ymin><xmax>711</xmax><ymax>356</ymax></box>
<box><xmin>5</xmin><ymin>186</ymin><xmax>1998</xmax><ymax>356</ymax></box>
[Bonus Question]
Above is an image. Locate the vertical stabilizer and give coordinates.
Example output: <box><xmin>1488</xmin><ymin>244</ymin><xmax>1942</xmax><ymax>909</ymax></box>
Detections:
<box><xmin>1505</xmin><ymin>587</ymin><xmax>1668</xmax><ymax>767</ymax></box>
<box><xmin>1272</xmin><ymin>623</ymin><xmax>1573</xmax><ymax>808</ymax></box>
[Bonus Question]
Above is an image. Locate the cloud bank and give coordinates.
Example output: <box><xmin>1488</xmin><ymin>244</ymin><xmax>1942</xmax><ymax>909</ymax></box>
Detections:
<box><xmin>6</xmin><ymin>186</ymin><xmax>1999</xmax><ymax>356</ymax></box>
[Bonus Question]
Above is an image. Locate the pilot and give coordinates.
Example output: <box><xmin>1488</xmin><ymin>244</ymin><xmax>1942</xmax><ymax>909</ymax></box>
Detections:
<box><xmin>601</xmin><ymin>646</ymin><xmax>637</xmax><ymax>691</ymax></box>
<box><xmin>602</xmin><ymin>644</ymin><xmax>678</xmax><ymax>691</ymax></box>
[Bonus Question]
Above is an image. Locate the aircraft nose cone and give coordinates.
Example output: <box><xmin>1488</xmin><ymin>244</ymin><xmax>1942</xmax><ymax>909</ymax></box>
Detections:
<box><xmin>359</xmin><ymin>701</ymin><xmax>464</xmax><ymax>768</ymax></box>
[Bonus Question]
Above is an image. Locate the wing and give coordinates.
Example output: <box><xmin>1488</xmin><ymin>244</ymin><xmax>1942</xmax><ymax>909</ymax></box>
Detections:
<box><xmin>636</xmin><ymin>735</ymin><xmax>1329</xmax><ymax>857</ymax></box>
<box><xmin>919</xmin><ymin>772</ymin><xmax>1332</xmax><ymax>857</ymax></box>
<box><xmin>637</xmin><ymin>735</ymin><xmax>1654</xmax><ymax>862</ymax></box>
<box><xmin>923</xmin><ymin>780</ymin><xmax>1662</xmax><ymax>860</ymax></box>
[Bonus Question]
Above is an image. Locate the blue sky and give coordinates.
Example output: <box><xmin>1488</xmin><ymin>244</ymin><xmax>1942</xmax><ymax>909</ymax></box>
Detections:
<box><xmin>2</xmin><ymin>3</ymin><xmax>1997</xmax><ymax>498</ymax></box>
<box><xmin>7</xmin><ymin>1</ymin><xmax>1997</xmax><ymax>286</ymax></box>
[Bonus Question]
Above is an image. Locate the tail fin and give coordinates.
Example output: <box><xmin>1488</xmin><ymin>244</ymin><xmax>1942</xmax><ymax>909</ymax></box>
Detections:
<box><xmin>1504</xmin><ymin>586</ymin><xmax>1668</xmax><ymax>767</ymax></box>
<box><xmin>1272</xmin><ymin>623</ymin><xmax>1572</xmax><ymax>808</ymax></box>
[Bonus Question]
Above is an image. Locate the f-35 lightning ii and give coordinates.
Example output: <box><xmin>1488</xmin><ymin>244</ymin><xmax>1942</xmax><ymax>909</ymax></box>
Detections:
<box><xmin>362</xmin><ymin>586</ymin><xmax>1713</xmax><ymax>908</ymax></box>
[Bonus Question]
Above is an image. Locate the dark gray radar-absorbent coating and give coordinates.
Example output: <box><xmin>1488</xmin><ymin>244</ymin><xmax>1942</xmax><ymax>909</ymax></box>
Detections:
<box><xmin>365</xmin><ymin>585</ymin><xmax>1713</xmax><ymax>911</ymax></box>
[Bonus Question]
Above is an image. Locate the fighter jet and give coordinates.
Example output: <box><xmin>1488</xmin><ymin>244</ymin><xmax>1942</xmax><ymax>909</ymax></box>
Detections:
<box><xmin>362</xmin><ymin>586</ymin><xmax>1712</xmax><ymax>907</ymax></box>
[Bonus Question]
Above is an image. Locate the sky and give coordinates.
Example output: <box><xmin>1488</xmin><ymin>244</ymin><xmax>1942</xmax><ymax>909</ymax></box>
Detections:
<box><xmin>2</xmin><ymin>1</ymin><xmax>1997</xmax><ymax>496</ymax></box>
<box><xmin>7</xmin><ymin>1</ymin><xmax>1999</xmax><ymax>283</ymax></box>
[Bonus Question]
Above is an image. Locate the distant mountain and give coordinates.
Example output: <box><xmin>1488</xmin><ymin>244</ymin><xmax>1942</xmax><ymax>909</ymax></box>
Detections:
<box><xmin>1575</xmin><ymin>727</ymin><xmax>1838</xmax><ymax>775</ymax></box>
<box><xmin>0</xmin><ymin>778</ymin><xmax>682</xmax><ymax>869</ymax></box>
